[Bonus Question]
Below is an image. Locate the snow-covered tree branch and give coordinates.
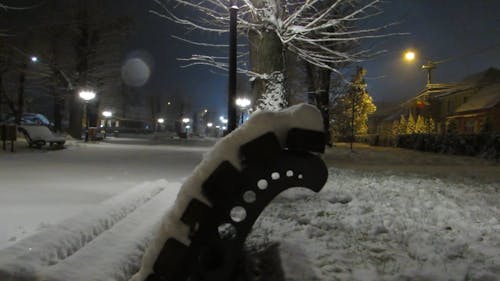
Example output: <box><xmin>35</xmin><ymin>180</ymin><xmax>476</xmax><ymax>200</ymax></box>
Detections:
<box><xmin>153</xmin><ymin>0</ymin><xmax>401</xmax><ymax>110</ymax></box>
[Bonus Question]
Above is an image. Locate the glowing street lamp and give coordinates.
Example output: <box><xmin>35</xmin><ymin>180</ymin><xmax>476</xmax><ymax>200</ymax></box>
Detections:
<box><xmin>404</xmin><ymin>50</ymin><xmax>416</xmax><ymax>62</ymax></box>
<box><xmin>157</xmin><ymin>118</ymin><xmax>165</xmax><ymax>124</ymax></box>
<box><xmin>219</xmin><ymin>116</ymin><xmax>228</xmax><ymax>124</ymax></box>
<box><xmin>182</xmin><ymin>118</ymin><xmax>190</xmax><ymax>124</ymax></box>
<box><xmin>79</xmin><ymin>90</ymin><xmax>96</xmax><ymax>102</ymax></box>
<box><xmin>101</xmin><ymin>111</ymin><xmax>113</xmax><ymax>138</ymax></box>
<box><xmin>235</xmin><ymin>97</ymin><xmax>251</xmax><ymax>108</ymax></box>
<box><xmin>235</xmin><ymin>97</ymin><xmax>251</xmax><ymax>125</ymax></box>
<box><xmin>31</xmin><ymin>56</ymin><xmax>38</xmax><ymax>63</ymax></box>
<box><xmin>207</xmin><ymin>122</ymin><xmax>213</xmax><ymax>128</ymax></box>
<box><xmin>79</xmin><ymin>89</ymin><xmax>96</xmax><ymax>142</ymax></box>
<box><xmin>102</xmin><ymin>111</ymin><xmax>112</xmax><ymax>118</ymax></box>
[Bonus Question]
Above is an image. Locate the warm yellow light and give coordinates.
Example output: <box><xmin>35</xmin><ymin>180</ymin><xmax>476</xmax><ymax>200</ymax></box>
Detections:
<box><xmin>404</xmin><ymin>51</ymin><xmax>416</xmax><ymax>61</ymax></box>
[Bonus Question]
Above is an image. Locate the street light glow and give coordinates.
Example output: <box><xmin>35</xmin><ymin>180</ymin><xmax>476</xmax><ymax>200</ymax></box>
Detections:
<box><xmin>404</xmin><ymin>50</ymin><xmax>416</xmax><ymax>61</ymax></box>
<box><xmin>185</xmin><ymin>125</ymin><xmax>191</xmax><ymax>129</ymax></box>
<box><xmin>207</xmin><ymin>122</ymin><xmax>213</xmax><ymax>127</ymax></box>
<box><xmin>235</xmin><ymin>97</ymin><xmax>251</xmax><ymax>108</ymax></box>
<box><xmin>31</xmin><ymin>56</ymin><xmax>38</xmax><ymax>63</ymax></box>
<box><xmin>102</xmin><ymin>111</ymin><xmax>112</xmax><ymax>118</ymax></box>
<box><xmin>157</xmin><ymin>118</ymin><xmax>165</xmax><ymax>124</ymax></box>
<box><xmin>182</xmin><ymin>118</ymin><xmax>190</xmax><ymax>123</ymax></box>
<box><xmin>219</xmin><ymin>116</ymin><xmax>228</xmax><ymax>124</ymax></box>
<box><xmin>79</xmin><ymin>90</ymin><xmax>96</xmax><ymax>101</ymax></box>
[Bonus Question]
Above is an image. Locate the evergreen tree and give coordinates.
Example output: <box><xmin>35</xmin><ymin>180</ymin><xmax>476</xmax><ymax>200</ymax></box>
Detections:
<box><xmin>398</xmin><ymin>115</ymin><xmax>407</xmax><ymax>135</ymax></box>
<box><xmin>392</xmin><ymin>120</ymin><xmax>399</xmax><ymax>136</ymax></box>
<box><xmin>330</xmin><ymin>67</ymin><xmax>376</xmax><ymax>138</ymax></box>
<box><xmin>406</xmin><ymin>113</ymin><xmax>416</xmax><ymax>134</ymax></box>
<box><xmin>415</xmin><ymin>115</ymin><xmax>426</xmax><ymax>134</ymax></box>
<box><xmin>425</xmin><ymin>117</ymin><xmax>436</xmax><ymax>134</ymax></box>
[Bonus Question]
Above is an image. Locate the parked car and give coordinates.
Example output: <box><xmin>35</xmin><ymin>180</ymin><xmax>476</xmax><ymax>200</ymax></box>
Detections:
<box><xmin>3</xmin><ymin>113</ymin><xmax>54</xmax><ymax>129</ymax></box>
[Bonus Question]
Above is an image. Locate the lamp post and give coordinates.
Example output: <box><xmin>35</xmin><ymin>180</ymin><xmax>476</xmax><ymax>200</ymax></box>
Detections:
<box><xmin>157</xmin><ymin>118</ymin><xmax>165</xmax><ymax>132</ymax></box>
<box><xmin>182</xmin><ymin>118</ymin><xmax>190</xmax><ymax>134</ymax></box>
<box><xmin>235</xmin><ymin>97</ymin><xmax>251</xmax><ymax>126</ymax></box>
<box><xmin>79</xmin><ymin>90</ymin><xmax>96</xmax><ymax>142</ymax></box>
<box><xmin>102</xmin><ymin>110</ymin><xmax>112</xmax><ymax>138</ymax></box>
<box><xmin>227</xmin><ymin>0</ymin><xmax>238</xmax><ymax>133</ymax></box>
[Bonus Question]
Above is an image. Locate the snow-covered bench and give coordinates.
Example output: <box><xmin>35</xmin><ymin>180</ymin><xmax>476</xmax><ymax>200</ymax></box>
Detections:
<box><xmin>0</xmin><ymin>104</ymin><xmax>328</xmax><ymax>281</ymax></box>
<box><xmin>18</xmin><ymin>125</ymin><xmax>65</xmax><ymax>148</ymax></box>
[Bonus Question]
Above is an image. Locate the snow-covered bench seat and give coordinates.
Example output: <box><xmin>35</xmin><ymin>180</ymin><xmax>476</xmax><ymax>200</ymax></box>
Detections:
<box><xmin>0</xmin><ymin>180</ymin><xmax>179</xmax><ymax>281</ymax></box>
<box><xmin>18</xmin><ymin>125</ymin><xmax>66</xmax><ymax>148</ymax></box>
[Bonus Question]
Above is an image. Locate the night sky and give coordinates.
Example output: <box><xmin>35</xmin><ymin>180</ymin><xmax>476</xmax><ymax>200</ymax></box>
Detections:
<box><xmin>362</xmin><ymin>0</ymin><xmax>500</xmax><ymax>104</ymax></box>
<box><xmin>8</xmin><ymin>0</ymin><xmax>500</xmax><ymax>115</ymax></box>
<box><xmin>120</xmin><ymin>0</ymin><xmax>500</xmax><ymax>114</ymax></box>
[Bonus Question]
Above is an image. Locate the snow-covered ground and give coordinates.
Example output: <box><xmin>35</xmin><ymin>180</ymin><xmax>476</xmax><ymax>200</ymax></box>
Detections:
<box><xmin>0</xmin><ymin>123</ymin><xmax>499</xmax><ymax>280</ymax></box>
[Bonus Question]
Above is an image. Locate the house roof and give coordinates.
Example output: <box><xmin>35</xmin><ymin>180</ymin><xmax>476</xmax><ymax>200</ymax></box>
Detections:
<box><xmin>460</xmin><ymin>67</ymin><xmax>500</xmax><ymax>85</ymax></box>
<box><xmin>454</xmin><ymin>83</ymin><xmax>500</xmax><ymax>114</ymax></box>
<box><xmin>434</xmin><ymin>67</ymin><xmax>500</xmax><ymax>98</ymax></box>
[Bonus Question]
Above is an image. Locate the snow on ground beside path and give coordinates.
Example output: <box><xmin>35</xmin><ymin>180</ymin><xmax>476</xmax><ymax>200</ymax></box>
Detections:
<box><xmin>325</xmin><ymin>143</ymin><xmax>500</xmax><ymax>184</ymax></box>
<box><xmin>248</xmin><ymin>167</ymin><xmax>500</xmax><ymax>281</ymax></box>
<box><xmin>0</xmin><ymin>180</ymin><xmax>175</xmax><ymax>281</ymax></box>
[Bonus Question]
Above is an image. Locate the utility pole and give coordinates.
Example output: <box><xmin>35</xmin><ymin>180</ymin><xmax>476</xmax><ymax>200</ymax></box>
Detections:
<box><xmin>422</xmin><ymin>61</ymin><xmax>437</xmax><ymax>85</ymax></box>
<box><xmin>227</xmin><ymin>0</ymin><xmax>238</xmax><ymax>133</ymax></box>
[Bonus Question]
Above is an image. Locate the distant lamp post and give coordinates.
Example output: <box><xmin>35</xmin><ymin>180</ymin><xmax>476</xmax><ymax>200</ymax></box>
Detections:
<box><xmin>79</xmin><ymin>90</ymin><xmax>96</xmax><ymax>142</ymax></box>
<box><xmin>182</xmin><ymin>118</ymin><xmax>190</xmax><ymax>134</ymax></box>
<box><xmin>102</xmin><ymin>111</ymin><xmax>112</xmax><ymax>118</ymax></box>
<box><xmin>102</xmin><ymin>111</ymin><xmax>112</xmax><ymax>138</ymax></box>
<box><xmin>235</xmin><ymin>97</ymin><xmax>251</xmax><ymax>125</ymax></box>
<box><xmin>219</xmin><ymin>116</ymin><xmax>228</xmax><ymax>124</ymax></box>
<box><xmin>157</xmin><ymin>118</ymin><xmax>165</xmax><ymax>132</ymax></box>
<box><xmin>31</xmin><ymin>56</ymin><xmax>38</xmax><ymax>63</ymax></box>
<box><xmin>207</xmin><ymin>122</ymin><xmax>213</xmax><ymax>128</ymax></box>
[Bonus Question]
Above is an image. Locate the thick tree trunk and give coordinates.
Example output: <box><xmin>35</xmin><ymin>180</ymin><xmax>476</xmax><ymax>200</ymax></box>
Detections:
<box><xmin>16</xmin><ymin>63</ymin><xmax>27</xmax><ymax>124</ymax></box>
<box><xmin>68</xmin><ymin>92</ymin><xmax>83</xmax><ymax>139</ymax></box>
<box><xmin>248</xmin><ymin>29</ymin><xmax>284</xmax><ymax>103</ymax></box>
<box><xmin>52</xmin><ymin>88</ymin><xmax>64</xmax><ymax>132</ymax></box>
<box><xmin>0</xmin><ymin>79</ymin><xmax>16</xmax><ymax>115</ymax></box>
<box><xmin>317</xmin><ymin>69</ymin><xmax>332</xmax><ymax>146</ymax></box>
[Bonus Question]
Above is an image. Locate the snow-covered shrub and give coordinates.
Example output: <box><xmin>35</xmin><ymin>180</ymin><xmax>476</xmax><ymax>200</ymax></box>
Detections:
<box><xmin>395</xmin><ymin>134</ymin><xmax>499</xmax><ymax>159</ymax></box>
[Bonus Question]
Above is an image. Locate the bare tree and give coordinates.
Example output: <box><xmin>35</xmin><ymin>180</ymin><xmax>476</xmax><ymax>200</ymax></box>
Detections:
<box><xmin>153</xmin><ymin>0</ymin><xmax>399</xmax><ymax>111</ymax></box>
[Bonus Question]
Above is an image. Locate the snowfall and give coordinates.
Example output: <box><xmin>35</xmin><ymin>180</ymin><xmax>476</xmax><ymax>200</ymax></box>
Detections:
<box><xmin>0</xmin><ymin>104</ymin><xmax>499</xmax><ymax>281</ymax></box>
